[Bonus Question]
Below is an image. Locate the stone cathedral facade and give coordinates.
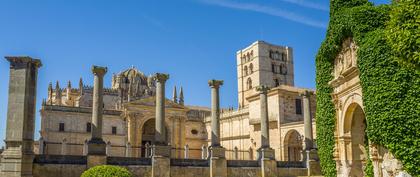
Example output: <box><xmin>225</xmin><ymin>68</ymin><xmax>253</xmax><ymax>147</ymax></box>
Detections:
<box><xmin>38</xmin><ymin>41</ymin><xmax>316</xmax><ymax>161</ymax></box>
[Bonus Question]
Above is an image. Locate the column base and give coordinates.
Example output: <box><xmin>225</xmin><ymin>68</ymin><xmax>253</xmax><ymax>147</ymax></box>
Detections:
<box><xmin>152</xmin><ymin>156</ymin><xmax>170</xmax><ymax>177</ymax></box>
<box><xmin>261</xmin><ymin>158</ymin><xmax>277</xmax><ymax>177</ymax></box>
<box><xmin>304</xmin><ymin>149</ymin><xmax>322</xmax><ymax>176</ymax></box>
<box><xmin>87</xmin><ymin>155</ymin><xmax>107</xmax><ymax>169</ymax></box>
<box><xmin>152</xmin><ymin>145</ymin><xmax>171</xmax><ymax>158</ymax></box>
<box><xmin>209</xmin><ymin>146</ymin><xmax>226</xmax><ymax>158</ymax></box>
<box><xmin>0</xmin><ymin>141</ymin><xmax>35</xmax><ymax>177</ymax></box>
<box><xmin>87</xmin><ymin>138</ymin><xmax>106</xmax><ymax>155</ymax></box>
<box><xmin>209</xmin><ymin>146</ymin><xmax>227</xmax><ymax>177</ymax></box>
<box><xmin>0</xmin><ymin>147</ymin><xmax>34</xmax><ymax>177</ymax></box>
<box><xmin>257</xmin><ymin>147</ymin><xmax>275</xmax><ymax>160</ymax></box>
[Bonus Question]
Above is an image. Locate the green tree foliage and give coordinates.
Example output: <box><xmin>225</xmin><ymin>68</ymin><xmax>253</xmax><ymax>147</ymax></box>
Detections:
<box><xmin>386</xmin><ymin>0</ymin><xmax>420</xmax><ymax>68</ymax></box>
<box><xmin>81</xmin><ymin>165</ymin><xmax>132</xmax><ymax>177</ymax></box>
<box><xmin>316</xmin><ymin>1</ymin><xmax>420</xmax><ymax>176</ymax></box>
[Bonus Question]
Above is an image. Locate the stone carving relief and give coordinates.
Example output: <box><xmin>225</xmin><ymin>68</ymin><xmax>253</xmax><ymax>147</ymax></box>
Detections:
<box><xmin>333</xmin><ymin>38</ymin><xmax>358</xmax><ymax>79</ymax></box>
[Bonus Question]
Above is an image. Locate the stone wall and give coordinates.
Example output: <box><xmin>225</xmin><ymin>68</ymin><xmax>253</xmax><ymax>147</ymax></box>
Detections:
<box><xmin>31</xmin><ymin>155</ymin><xmax>310</xmax><ymax>177</ymax></box>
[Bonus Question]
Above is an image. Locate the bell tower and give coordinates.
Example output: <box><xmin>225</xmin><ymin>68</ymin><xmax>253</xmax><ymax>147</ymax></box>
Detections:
<box><xmin>237</xmin><ymin>41</ymin><xmax>294</xmax><ymax>107</ymax></box>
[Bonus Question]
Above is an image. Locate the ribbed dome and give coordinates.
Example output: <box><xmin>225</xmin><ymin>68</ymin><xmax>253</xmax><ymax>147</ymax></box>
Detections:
<box><xmin>119</xmin><ymin>67</ymin><xmax>147</xmax><ymax>80</ymax></box>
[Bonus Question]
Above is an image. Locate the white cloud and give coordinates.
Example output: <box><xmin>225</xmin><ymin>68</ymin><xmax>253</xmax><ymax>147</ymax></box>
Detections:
<box><xmin>199</xmin><ymin>0</ymin><xmax>327</xmax><ymax>29</ymax></box>
<box><xmin>280</xmin><ymin>0</ymin><xmax>329</xmax><ymax>12</ymax></box>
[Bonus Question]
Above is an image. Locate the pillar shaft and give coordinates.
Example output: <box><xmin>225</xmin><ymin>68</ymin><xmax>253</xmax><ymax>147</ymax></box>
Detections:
<box><xmin>209</xmin><ymin>80</ymin><xmax>223</xmax><ymax>147</ymax></box>
<box><xmin>1</xmin><ymin>56</ymin><xmax>41</xmax><ymax>177</ymax></box>
<box><xmin>301</xmin><ymin>90</ymin><xmax>313</xmax><ymax>150</ymax></box>
<box><xmin>257</xmin><ymin>86</ymin><xmax>270</xmax><ymax>148</ymax></box>
<box><xmin>155</xmin><ymin>73</ymin><xmax>169</xmax><ymax>145</ymax></box>
<box><xmin>88</xmin><ymin>66</ymin><xmax>107</xmax><ymax>156</ymax></box>
<box><xmin>91</xmin><ymin>66</ymin><xmax>107</xmax><ymax>140</ymax></box>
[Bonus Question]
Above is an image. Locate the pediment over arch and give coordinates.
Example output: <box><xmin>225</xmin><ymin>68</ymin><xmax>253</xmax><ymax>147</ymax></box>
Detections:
<box><xmin>329</xmin><ymin>38</ymin><xmax>359</xmax><ymax>88</ymax></box>
<box><xmin>123</xmin><ymin>96</ymin><xmax>188</xmax><ymax>111</ymax></box>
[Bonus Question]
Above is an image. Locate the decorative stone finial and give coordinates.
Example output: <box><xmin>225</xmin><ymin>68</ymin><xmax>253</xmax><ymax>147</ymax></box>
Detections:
<box><xmin>208</xmin><ymin>79</ymin><xmax>224</xmax><ymax>88</ymax></box>
<box><xmin>67</xmin><ymin>80</ymin><xmax>71</xmax><ymax>88</ymax></box>
<box><xmin>48</xmin><ymin>82</ymin><xmax>53</xmax><ymax>91</ymax></box>
<box><xmin>154</xmin><ymin>73</ymin><xmax>169</xmax><ymax>83</ymax></box>
<box><xmin>55</xmin><ymin>81</ymin><xmax>60</xmax><ymax>91</ymax></box>
<box><xmin>256</xmin><ymin>85</ymin><xmax>270</xmax><ymax>94</ymax></box>
<box><xmin>91</xmin><ymin>65</ymin><xmax>108</xmax><ymax>76</ymax></box>
<box><xmin>172</xmin><ymin>86</ymin><xmax>178</xmax><ymax>103</ymax></box>
<box><xmin>179</xmin><ymin>87</ymin><xmax>184</xmax><ymax>105</ymax></box>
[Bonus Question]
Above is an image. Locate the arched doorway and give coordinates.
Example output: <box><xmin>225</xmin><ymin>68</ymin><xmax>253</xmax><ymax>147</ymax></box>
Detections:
<box><xmin>284</xmin><ymin>130</ymin><xmax>303</xmax><ymax>161</ymax></box>
<box><xmin>343</xmin><ymin>103</ymin><xmax>367</xmax><ymax>177</ymax></box>
<box><xmin>140</xmin><ymin>118</ymin><xmax>170</xmax><ymax>157</ymax></box>
<box><xmin>141</xmin><ymin>119</ymin><xmax>155</xmax><ymax>157</ymax></box>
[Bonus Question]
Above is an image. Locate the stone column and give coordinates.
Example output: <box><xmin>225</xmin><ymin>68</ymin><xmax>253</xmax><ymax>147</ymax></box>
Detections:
<box><xmin>256</xmin><ymin>85</ymin><xmax>277</xmax><ymax>177</ymax></box>
<box><xmin>1</xmin><ymin>56</ymin><xmax>41</xmax><ymax>177</ymax></box>
<box><xmin>209</xmin><ymin>80</ymin><xmax>223</xmax><ymax>147</ymax></box>
<box><xmin>154</xmin><ymin>73</ymin><xmax>169</xmax><ymax>146</ymax></box>
<box><xmin>125</xmin><ymin>142</ymin><xmax>132</xmax><ymax>157</ymax></box>
<box><xmin>39</xmin><ymin>137</ymin><xmax>44</xmax><ymax>155</ymax></box>
<box><xmin>208</xmin><ymin>79</ymin><xmax>227</xmax><ymax>177</ymax></box>
<box><xmin>61</xmin><ymin>138</ymin><xmax>67</xmax><ymax>155</ymax></box>
<box><xmin>300</xmin><ymin>90</ymin><xmax>321</xmax><ymax>176</ymax></box>
<box><xmin>87</xmin><ymin>65</ymin><xmax>107</xmax><ymax>168</ymax></box>
<box><xmin>152</xmin><ymin>73</ymin><xmax>171</xmax><ymax>177</ymax></box>
<box><xmin>301</xmin><ymin>90</ymin><xmax>313</xmax><ymax>150</ymax></box>
<box><xmin>257</xmin><ymin>86</ymin><xmax>270</xmax><ymax>149</ymax></box>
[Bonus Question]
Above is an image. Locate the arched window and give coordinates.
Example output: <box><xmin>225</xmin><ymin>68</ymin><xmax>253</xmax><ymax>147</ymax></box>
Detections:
<box><xmin>247</xmin><ymin>78</ymin><xmax>252</xmax><ymax>90</ymax></box>
<box><xmin>274</xmin><ymin>79</ymin><xmax>279</xmax><ymax>87</ymax></box>
<box><xmin>280</xmin><ymin>64</ymin><xmax>287</xmax><ymax>75</ymax></box>
<box><xmin>244</xmin><ymin>66</ymin><xmax>248</xmax><ymax>76</ymax></box>
<box><xmin>249</xmin><ymin>63</ymin><xmax>253</xmax><ymax>74</ymax></box>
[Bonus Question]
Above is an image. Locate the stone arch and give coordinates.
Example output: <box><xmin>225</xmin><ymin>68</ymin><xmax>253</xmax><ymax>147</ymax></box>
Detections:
<box><xmin>139</xmin><ymin>118</ymin><xmax>170</xmax><ymax>157</ymax></box>
<box><xmin>283</xmin><ymin>129</ymin><xmax>303</xmax><ymax>161</ymax></box>
<box><xmin>244</xmin><ymin>65</ymin><xmax>248</xmax><ymax>76</ymax></box>
<box><xmin>340</xmin><ymin>102</ymin><xmax>368</xmax><ymax>177</ymax></box>
<box><xmin>249</xmin><ymin>63</ymin><xmax>254</xmax><ymax>74</ymax></box>
<box><xmin>247</xmin><ymin>78</ymin><xmax>252</xmax><ymax>90</ymax></box>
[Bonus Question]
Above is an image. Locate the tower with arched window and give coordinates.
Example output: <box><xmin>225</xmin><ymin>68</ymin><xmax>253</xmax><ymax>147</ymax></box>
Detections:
<box><xmin>237</xmin><ymin>41</ymin><xmax>294</xmax><ymax>107</ymax></box>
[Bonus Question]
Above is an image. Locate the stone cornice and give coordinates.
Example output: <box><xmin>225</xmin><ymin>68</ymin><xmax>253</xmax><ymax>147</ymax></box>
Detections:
<box><xmin>41</xmin><ymin>105</ymin><xmax>122</xmax><ymax>116</ymax></box>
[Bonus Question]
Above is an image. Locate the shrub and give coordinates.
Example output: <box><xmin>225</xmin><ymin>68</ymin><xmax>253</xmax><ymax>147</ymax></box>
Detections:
<box><xmin>81</xmin><ymin>165</ymin><xmax>132</xmax><ymax>177</ymax></box>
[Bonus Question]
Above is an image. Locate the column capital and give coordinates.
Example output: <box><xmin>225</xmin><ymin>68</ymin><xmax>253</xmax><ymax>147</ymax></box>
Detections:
<box><xmin>154</xmin><ymin>73</ymin><xmax>169</xmax><ymax>83</ymax></box>
<box><xmin>92</xmin><ymin>65</ymin><xmax>107</xmax><ymax>76</ymax></box>
<box><xmin>300</xmin><ymin>90</ymin><xmax>313</xmax><ymax>98</ymax></box>
<box><xmin>6</xmin><ymin>56</ymin><xmax>42</xmax><ymax>68</ymax></box>
<box><xmin>256</xmin><ymin>85</ymin><xmax>270</xmax><ymax>94</ymax></box>
<box><xmin>208</xmin><ymin>79</ymin><xmax>223</xmax><ymax>88</ymax></box>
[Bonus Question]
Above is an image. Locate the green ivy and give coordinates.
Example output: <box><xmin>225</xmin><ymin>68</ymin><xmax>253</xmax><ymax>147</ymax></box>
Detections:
<box><xmin>316</xmin><ymin>1</ymin><xmax>420</xmax><ymax>176</ymax></box>
<box><xmin>385</xmin><ymin>0</ymin><xmax>420</xmax><ymax>68</ymax></box>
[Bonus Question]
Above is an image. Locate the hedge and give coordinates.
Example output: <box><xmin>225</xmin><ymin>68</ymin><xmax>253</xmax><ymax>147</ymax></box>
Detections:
<box><xmin>81</xmin><ymin>165</ymin><xmax>132</xmax><ymax>177</ymax></box>
<box><xmin>315</xmin><ymin>1</ymin><xmax>420</xmax><ymax>176</ymax></box>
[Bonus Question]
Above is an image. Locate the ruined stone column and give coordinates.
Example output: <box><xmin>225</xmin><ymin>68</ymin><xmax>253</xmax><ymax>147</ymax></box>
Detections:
<box><xmin>256</xmin><ymin>85</ymin><xmax>276</xmax><ymax>177</ymax></box>
<box><xmin>209</xmin><ymin>80</ymin><xmax>223</xmax><ymax>147</ymax></box>
<box><xmin>301</xmin><ymin>90</ymin><xmax>313</xmax><ymax>150</ymax></box>
<box><xmin>154</xmin><ymin>73</ymin><xmax>169</xmax><ymax>146</ymax></box>
<box><xmin>152</xmin><ymin>73</ymin><xmax>171</xmax><ymax>177</ymax></box>
<box><xmin>1</xmin><ymin>56</ymin><xmax>41</xmax><ymax>177</ymax></box>
<box><xmin>257</xmin><ymin>85</ymin><xmax>270</xmax><ymax>149</ymax></box>
<box><xmin>87</xmin><ymin>66</ymin><xmax>107</xmax><ymax>168</ymax></box>
<box><xmin>300</xmin><ymin>90</ymin><xmax>321</xmax><ymax>176</ymax></box>
<box><xmin>208</xmin><ymin>79</ymin><xmax>227</xmax><ymax>177</ymax></box>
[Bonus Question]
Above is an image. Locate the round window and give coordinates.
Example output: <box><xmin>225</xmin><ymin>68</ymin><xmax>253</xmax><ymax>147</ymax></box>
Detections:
<box><xmin>191</xmin><ymin>129</ymin><xmax>198</xmax><ymax>135</ymax></box>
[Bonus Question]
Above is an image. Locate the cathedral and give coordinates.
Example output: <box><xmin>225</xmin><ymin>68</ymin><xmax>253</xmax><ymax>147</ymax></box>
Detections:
<box><xmin>38</xmin><ymin>41</ymin><xmax>316</xmax><ymax>161</ymax></box>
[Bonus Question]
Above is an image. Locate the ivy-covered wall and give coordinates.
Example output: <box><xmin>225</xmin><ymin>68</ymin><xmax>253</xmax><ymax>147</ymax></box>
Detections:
<box><xmin>315</xmin><ymin>1</ymin><xmax>420</xmax><ymax>177</ymax></box>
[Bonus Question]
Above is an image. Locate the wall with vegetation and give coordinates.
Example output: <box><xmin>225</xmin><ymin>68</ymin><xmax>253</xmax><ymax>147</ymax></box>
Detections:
<box><xmin>315</xmin><ymin>0</ymin><xmax>420</xmax><ymax>176</ymax></box>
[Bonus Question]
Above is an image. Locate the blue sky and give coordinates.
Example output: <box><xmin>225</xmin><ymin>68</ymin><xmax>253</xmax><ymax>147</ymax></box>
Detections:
<box><xmin>0</xmin><ymin>0</ymin><xmax>390</xmax><ymax>147</ymax></box>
